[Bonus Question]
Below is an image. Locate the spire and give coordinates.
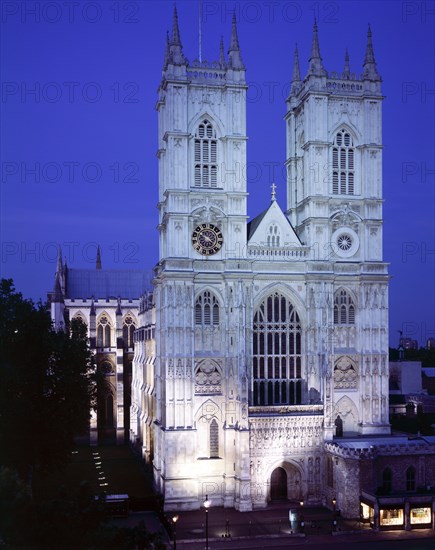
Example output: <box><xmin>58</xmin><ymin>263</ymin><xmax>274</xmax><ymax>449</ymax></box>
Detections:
<box><xmin>342</xmin><ymin>48</ymin><xmax>351</xmax><ymax>79</ymax></box>
<box><xmin>228</xmin><ymin>11</ymin><xmax>244</xmax><ymax>70</ymax></box>
<box><xmin>290</xmin><ymin>44</ymin><xmax>301</xmax><ymax>95</ymax></box>
<box><xmin>308</xmin><ymin>19</ymin><xmax>327</xmax><ymax>77</ymax></box>
<box><xmin>292</xmin><ymin>44</ymin><xmax>301</xmax><ymax>82</ymax></box>
<box><xmin>163</xmin><ymin>30</ymin><xmax>170</xmax><ymax>69</ymax></box>
<box><xmin>219</xmin><ymin>36</ymin><xmax>226</xmax><ymax>68</ymax></box>
<box><xmin>52</xmin><ymin>246</ymin><xmax>64</xmax><ymax>296</ymax></box>
<box><xmin>363</xmin><ymin>24</ymin><xmax>381</xmax><ymax>81</ymax></box>
<box><xmin>96</xmin><ymin>245</ymin><xmax>102</xmax><ymax>270</ymax></box>
<box><xmin>168</xmin><ymin>5</ymin><xmax>187</xmax><ymax>66</ymax></box>
<box><xmin>116</xmin><ymin>297</ymin><xmax>122</xmax><ymax>316</ymax></box>
<box><xmin>56</xmin><ymin>245</ymin><xmax>63</xmax><ymax>276</ymax></box>
<box><xmin>90</xmin><ymin>298</ymin><xmax>96</xmax><ymax>316</ymax></box>
<box><xmin>171</xmin><ymin>4</ymin><xmax>181</xmax><ymax>46</ymax></box>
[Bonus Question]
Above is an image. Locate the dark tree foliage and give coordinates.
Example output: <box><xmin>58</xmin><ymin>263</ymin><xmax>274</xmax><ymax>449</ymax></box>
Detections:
<box><xmin>0</xmin><ymin>279</ymin><xmax>97</xmax><ymax>481</ymax></box>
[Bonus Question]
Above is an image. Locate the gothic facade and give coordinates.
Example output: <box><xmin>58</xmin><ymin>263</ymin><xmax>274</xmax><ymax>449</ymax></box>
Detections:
<box><xmin>49</xmin><ymin>8</ymin><xmax>435</xmax><ymax>525</ymax></box>
<box><xmin>130</xmin><ymin>10</ymin><xmax>392</xmax><ymax>514</ymax></box>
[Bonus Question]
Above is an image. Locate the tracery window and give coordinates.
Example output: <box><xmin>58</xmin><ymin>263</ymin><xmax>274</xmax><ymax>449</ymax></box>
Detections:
<box><xmin>332</xmin><ymin>129</ymin><xmax>354</xmax><ymax>195</ymax></box>
<box><xmin>333</xmin><ymin>356</ymin><xmax>358</xmax><ymax>389</ymax></box>
<box><xmin>406</xmin><ymin>466</ymin><xmax>416</xmax><ymax>491</ymax></box>
<box><xmin>72</xmin><ymin>313</ymin><xmax>87</xmax><ymax>326</ymax></box>
<box><xmin>334</xmin><ymin>289</ymin><xmax>355</xmax><ymax>325</ymax></box>
<box><xmin>195</xmin><ymin>291</ymin><xmax>219</xmax><ymax>326</ymax></box>
<box><xmin>252</xmin><ymin>292</ymin><xmax>302</xmax><ymax>406</ymax></box>
<box><xmin>195</xmin><ymin>360</ymin><xmax>222</xmax><ymax>395</ymax></box>
<box><xmin>123</xmin><ymin>315</ymin><xmax>136</xmax><ymax>348</ymax></box>
<box><xmin>194</xmin><ymin>119</ymin><xmax>218</xmax><ymax>188</ymax></box>
<box><xmin>97</xmin><ymin>315</ymin><xmax>112</xmax><ymax>347</ymax></box>
<box><xmin>267</xmin><ymin>224</ymin><xmax>280</xmax><ymax>247</ymax></box>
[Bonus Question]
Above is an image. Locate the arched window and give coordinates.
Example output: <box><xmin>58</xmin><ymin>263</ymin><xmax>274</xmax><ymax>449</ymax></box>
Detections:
<box><xmin>267</xmin><ymin>224</ymin><xmax>281</xmax><ymax>247</ymax></box>
<box><xmin>194</xmin><ymin>120</ymin><xmax>218</xmax><ymax>188</ymax></box>
<box><xmin>252</xmin><ymin>292</ymin><xmax>302</xmax><ymax>406</ymax></box>
<box><xmin>97</xmin><ymin>315</ymin><xmax>112</xmax><ymax>347</ymax></box>
<box><xmin>406</xmin><ymin>466</ymin><xmax>416</xmax><ymax>491</ymax></box>
<box><xmin>122</xmin><ymin>315</ymin><xmax>136</xmax><ymax>348</ymax></box>
<box><xmin>332</xmin><ymin>129</ymin><xmax>354</xmax><ymax>195</ymax></box>
<box><xmin>334</xmin><ymin>289</ymin><xmax>355</xmax><ymax>325</ymax></box>
<box><xmin>195</xmin><ymin>291</ymin><xmax>220</xmax><ymax>327</ymax></box>
<box><xmin>209</xmin><ymin>419</ymin><xmax>219</xmax><ymax>458</ymax></box>
<box><xmin>382</xmin><ymin>468</ymin><xmax>392</xmax><ymax>493</ymax></box>
<box><xmin>72</xmin><ymin>313</ymin><xmax>87</xmax><ymax>326</ymax></box>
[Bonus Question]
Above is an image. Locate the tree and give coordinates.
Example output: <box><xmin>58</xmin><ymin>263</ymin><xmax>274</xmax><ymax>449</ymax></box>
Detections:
<box><xmin>0</xmin><ymin>279</ymin><xmax>97</xmax><ymax>484</ymax></box>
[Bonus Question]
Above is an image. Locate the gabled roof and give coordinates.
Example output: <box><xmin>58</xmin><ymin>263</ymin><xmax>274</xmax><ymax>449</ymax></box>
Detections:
<box><xmin>247</xmin><ymin>200</ymin><xmax>302</xmax><ymax>246</ymax></box>
<box><xmin>65</xmin><ymin>269</ymin><xmax>150</xmax><ymax>300</ymax></box>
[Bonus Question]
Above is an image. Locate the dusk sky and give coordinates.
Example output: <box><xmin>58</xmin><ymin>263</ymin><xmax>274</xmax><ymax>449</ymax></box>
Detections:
<box><xmin>1</xmin><ymin>0</ymin><xmax>434</xmax><ymax>346</ymax></box>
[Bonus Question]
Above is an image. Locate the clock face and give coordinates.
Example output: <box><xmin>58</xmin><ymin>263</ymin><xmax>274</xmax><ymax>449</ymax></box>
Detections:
<box><xmin>192</xmin><ymin>223</ymin><xmax>223</xmax><ymax>256</ymax></box>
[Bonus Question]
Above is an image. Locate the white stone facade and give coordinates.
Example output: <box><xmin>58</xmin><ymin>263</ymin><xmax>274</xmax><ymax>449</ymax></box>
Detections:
<box><xmin>130</xmin><ymin>12</ymin><xmax>391</xmax><ymax>513</ymax></box>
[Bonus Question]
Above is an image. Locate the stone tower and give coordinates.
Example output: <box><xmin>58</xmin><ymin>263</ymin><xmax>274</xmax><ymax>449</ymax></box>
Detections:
<box><xmin>131</xmin><ymin>15</ymin><xmax>390</xmax><ymax>513</ymax></box>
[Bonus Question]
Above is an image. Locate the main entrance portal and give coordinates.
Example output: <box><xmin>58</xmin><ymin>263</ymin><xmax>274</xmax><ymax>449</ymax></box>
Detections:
<box><xmin>270</xmin><ymin>467</ymin><xmax>287</xmax><ymax>500</ymax></box>
<box><xmin>270</xmin><ymin>464</ymin><xmax>302</xmax><ymax>501</ymax></box>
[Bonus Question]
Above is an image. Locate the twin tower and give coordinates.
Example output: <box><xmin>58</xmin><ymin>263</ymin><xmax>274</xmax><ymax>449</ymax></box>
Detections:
<box><xmin>130</xmin><ymin>7</ymin><xmax>389</xmax><ymax>513</ymax></box>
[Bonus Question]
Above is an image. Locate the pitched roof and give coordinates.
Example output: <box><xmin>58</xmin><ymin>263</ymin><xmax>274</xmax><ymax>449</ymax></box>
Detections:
<box><xmin>65</xmin><ymin>269</ymin><xmax>151</xmax><ymax>300</ymax></box>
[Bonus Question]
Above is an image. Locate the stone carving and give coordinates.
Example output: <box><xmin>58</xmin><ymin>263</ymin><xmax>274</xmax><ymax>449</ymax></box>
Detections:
<box><xmin>334</xmin><ymin>356</ymin><xmax>358</xmax><ymax>389</ymax></box>
<box><xmin>195</xmin><ymin>360</ymin><xmax>222</xmax><ymax>394</ymax></box>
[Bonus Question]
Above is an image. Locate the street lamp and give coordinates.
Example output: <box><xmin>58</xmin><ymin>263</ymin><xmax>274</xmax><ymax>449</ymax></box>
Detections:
<box><xmin>299</xmin><ymin>500</ymin><xmax>304</xmax><ymax>533</ymax></box>
<box><xmin>204</xmin><ymin>494</ymin><xmax>211</xmax><ymax>550</ymax></box>
<box><xmin>172</xmin><ymin>515</ymin><xmax>179</xmax><ymax>550</ymax></box>
<box><xmin>332</xmin><ymin>497</ymin><xmax>337</xmax><ymax>532</ymax></box>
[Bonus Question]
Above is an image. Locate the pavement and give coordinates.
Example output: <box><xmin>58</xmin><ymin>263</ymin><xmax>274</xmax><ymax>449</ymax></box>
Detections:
<box><xmin>110</xmin><ymin>501</ymin><xmax>435</xmax><ymax>549</ymax></box>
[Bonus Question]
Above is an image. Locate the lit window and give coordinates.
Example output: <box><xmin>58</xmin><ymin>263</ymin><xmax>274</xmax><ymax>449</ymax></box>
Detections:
<box><xmin>252</xmin><ymin>292</ymin><xmax>302</xmax><ymax>406</ymax></box>
<box><xmin>194</xmin><ymin>120</ymin><xmax>218</xmax><ymax>188</ymax></box>
<box><xmin>410</xmin><ymin>507</ymin><xmax>431</xmax><ymax>525</ymax></box>
<box><xmin>332</xmin><ymin>129</ymin><xmax>355</xmax><ymax>195</ymax></box>
<box><xmin>334</xmin><ymin>289</ymin><xmax>356</xmax><ymax>325</ymax></box>
<box><xmin>380</xmin><ymin>508</ymin><xmax>403</xmax><ymax>526</ymax></box>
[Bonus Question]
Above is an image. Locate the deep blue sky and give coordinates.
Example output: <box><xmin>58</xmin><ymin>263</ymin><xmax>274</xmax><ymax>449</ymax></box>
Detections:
<box><xmin>1</xmin><ymin>0</ymin><xmax>434</xmax><ymax>346</ymax></box>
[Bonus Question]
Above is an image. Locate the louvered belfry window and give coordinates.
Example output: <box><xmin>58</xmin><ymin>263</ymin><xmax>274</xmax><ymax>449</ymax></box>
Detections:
<box><xmin>332</xmin><ymin>129</ymin><xmax>354</xmax><ymax>195</ymax></box>
<box><xmin>333</xmin><ymin>289</ymin><xmax>356</xmax><ymax>325</ymax></box>
<box><xmin>194</xmin><ymin>120</ymin><xmax>218</xmax><ymax>188</ymax></box>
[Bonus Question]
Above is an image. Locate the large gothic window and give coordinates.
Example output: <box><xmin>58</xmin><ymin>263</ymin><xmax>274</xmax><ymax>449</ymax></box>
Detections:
<box><xmin>195</xmin><ymin>291</ymin><xmax>219</xmax><ymax>327</ymax></box>
<box><xmin>334</xmin><ymin>289</ymin><xmax>355</xmax><ymax>325</ymax></box>
<box><xmin>122</xmin><ymin>315</ymin><xmax>136</xmax><ymax>348</ymax></box>
<box><xmin>97</xmin><ymin>315</ymin><xmax>112</xmax><ymax>347</ymax></box>
<box><xmin>194</xmin><ymin>120</ymin><xmax>218</xmax><ymax>188</ymax></box>
<box><xmin>332</xmin><ymin>129</ymin><xmax>354</xmax><ymax>195</ymax></box>
<box><xmin>252</xmin><ymin>292</ymin><xmax>302</xmax><ymax>406</ymax></box>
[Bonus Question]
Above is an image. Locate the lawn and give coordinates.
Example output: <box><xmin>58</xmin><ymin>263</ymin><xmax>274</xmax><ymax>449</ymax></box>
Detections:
<box><xmin>32</xmin><ymin>445</ymin><xmax>157</xmax><ymax>510</ymax></box>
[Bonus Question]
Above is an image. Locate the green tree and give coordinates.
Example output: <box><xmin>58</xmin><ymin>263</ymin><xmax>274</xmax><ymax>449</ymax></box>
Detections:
<box><xmin>0</xmin><ymin>279</ymin><xmax>97</xmax><ymax>485</ymax></box>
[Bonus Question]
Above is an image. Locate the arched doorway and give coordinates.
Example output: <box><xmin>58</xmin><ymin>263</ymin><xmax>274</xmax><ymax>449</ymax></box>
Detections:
<box><xmin>270</xmin><ymin>467</ymin><xmax>287</xmax><ymax>500</ymax></box>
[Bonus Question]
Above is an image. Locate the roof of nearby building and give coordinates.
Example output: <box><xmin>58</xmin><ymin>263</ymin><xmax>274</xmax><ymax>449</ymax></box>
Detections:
<box><xmin>331</xmin><ymin>436</ymin><xmax>435</xmax><ymax>450</ymax></box>
<box><xmin>65</xmin><ymin>269</ymin><xmax>150</xmax><ymax>300</ymax></box>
